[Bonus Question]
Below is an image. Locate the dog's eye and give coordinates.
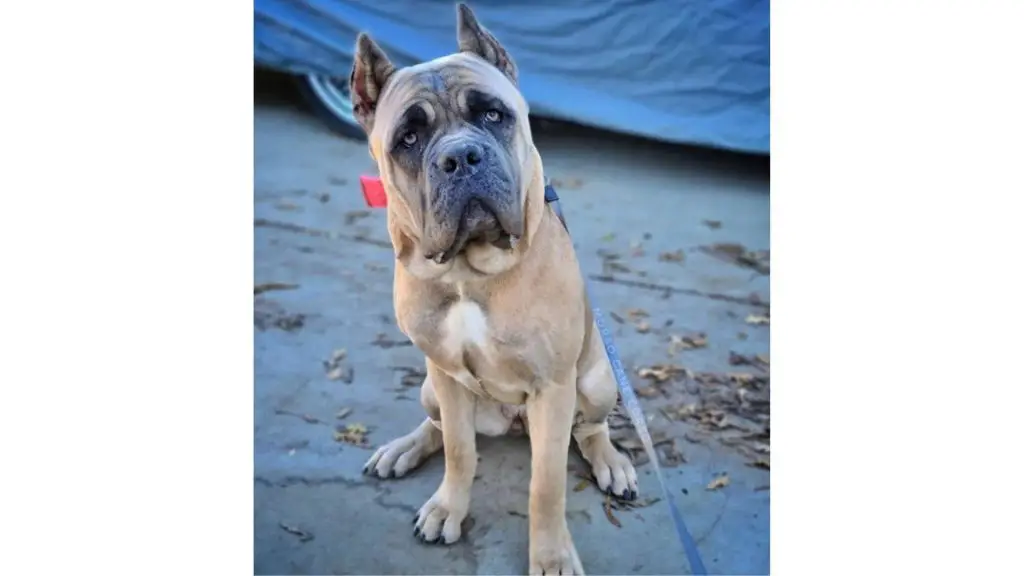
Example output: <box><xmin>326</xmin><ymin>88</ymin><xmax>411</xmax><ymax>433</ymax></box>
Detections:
<box><xmin>400</xmin><ymin>131</ymin><xmax>418</xmax><ymax>147</ymax></box>
<box><xmin>484</xmin><ymin>109</ymin><xmax>502</xmax><ymax>123</ymax></box>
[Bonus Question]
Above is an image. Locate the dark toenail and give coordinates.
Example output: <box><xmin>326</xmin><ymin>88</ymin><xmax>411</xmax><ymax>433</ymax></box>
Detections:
<box><xmin>413</xmin><ymin>526</ymin><xmax>420</xmax><ymax>537</ymax></box>
<box><xmin>413</xmin><ymin>514</ymin><xmax>419</xmax><ymax>525</ymax></box>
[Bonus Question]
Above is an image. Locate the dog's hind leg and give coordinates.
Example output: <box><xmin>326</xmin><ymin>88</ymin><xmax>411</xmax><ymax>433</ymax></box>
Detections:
<box><xmin>572</xmin><ymin>323</ymin><xmax>639</xmax><ymax>501</ymax></box>
<box><xmin>363</xmin><ymin>371</ymin><xmax>444</xmax><ymax>479</ymax></box>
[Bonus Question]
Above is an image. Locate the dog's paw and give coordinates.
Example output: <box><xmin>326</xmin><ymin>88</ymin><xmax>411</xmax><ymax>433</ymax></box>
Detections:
<box><xmin>413</xmin><ymin>484</ymin><xmax>470</xmax><ymax>545</ymax></box>
<box><xmin>529</xmin><ymin>528</ymin><xmax>584</xmax><ymax>575</ymax></box>
<box><xmin>362</xmin><ymin>430</ymin><xmax>435</xmax><ymax>479</ymax></box>
<box><xmin>583</xmin><ymin>439</ymin><xmax>639</xmax><ymax>501</ymax></box>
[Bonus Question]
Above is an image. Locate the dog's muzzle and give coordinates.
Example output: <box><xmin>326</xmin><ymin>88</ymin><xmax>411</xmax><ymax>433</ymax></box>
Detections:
<box><xmin>424</xmin><ymin>139</ymin><xmax>522</xmax><ymax>264</ymax></box>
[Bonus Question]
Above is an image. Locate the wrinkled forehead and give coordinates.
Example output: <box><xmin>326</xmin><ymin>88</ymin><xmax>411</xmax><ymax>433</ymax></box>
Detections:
<box><xmin>374</xmin><ymin>53</ymin><xmax>526</xmax><ymax>140</ymax></box>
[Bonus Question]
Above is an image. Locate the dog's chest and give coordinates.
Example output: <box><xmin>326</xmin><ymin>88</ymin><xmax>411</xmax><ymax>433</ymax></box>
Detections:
<box><xmin>434</xmin><ymin>299</ymin><xmax>534</xmax><ymax>403</ymax></box>
<box><xmin>442</xmin><ymin>300</ymin><xmax>489</xmax><ymax>354</ymax></box>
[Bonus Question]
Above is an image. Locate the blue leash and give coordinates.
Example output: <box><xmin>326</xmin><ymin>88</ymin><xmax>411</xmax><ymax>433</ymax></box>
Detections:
<box><xmin>544</xmin><ymin>184</ymin><xmax>709</xmax><ymax>576</ymax></box>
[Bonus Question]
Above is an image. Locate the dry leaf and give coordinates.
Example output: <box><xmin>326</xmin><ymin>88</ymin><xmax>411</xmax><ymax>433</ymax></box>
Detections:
<box><xmin>664</xmin><ymin>403</ymin><xmax>699</xmax><ymax>421</ymax></box>
<box><xmin>279</xmin><ymin>522</ymin><xmax>314</xmax><ymax>542</ymax></box>
<box><xmin>372</xmin><ymin>333</ymin><xmax>413</xmax><ymax>348</ymax></box>
<box><xmin>737</xmin><ymin>250</ymin><xmax>770</xmax><ymax>272</ymax></box>
<box><xmin>658</xmin><ymin>249</ymin><xmax>685</xmax><ymax>263</ymax></box>
<box><xmin>700</xmin><ymin>243</ymin><xmax>770</xmax><ymax>274</ymax></box>
<box><xmin>635</xmin><ymin>386</ymin><xmax>661</xmax><ymax>398</ymax></box>
<box><xmin>334</xmin><ymin>422</ymin><xmax>369</xmax><ymax>445</ymax></box>
<box><xmin>737</xmin><ymin>331</ymin><xmax>748</xmax><ymax>340</ymax></box>
<box><xmin>668</xmin><ymin>333</ymin><xmax>707</xmax><ymax>354</ymax></box>
<box><xmin>324</xmin><ymin>349</ymin><xmax>354</xmax><ymax>383</ymax></box>
<box><xmin>602</xmin><ymin>496</ymin><xmax>623</xmax><ymax>528</ymax></box>
<box><xmin>636</xmin><ymin>364</ymin><xmax>686</xmax><ymax>383</ymax></box>
<box><xmin>727</xmin><ymin>373</ymin><xmax>756</xmax><ymax>386</ymax></box>
<box><xmin>745</xmin><ymin>314</ymin><xmax>770</xmax><ymax>326</ymax></box>
<box><xmin>748</xmin><ymin>458</ymin><xmax>770</xmax><ymax>470</ymax></box>
<box><xmin>707</xmin><ymin>242</ymin><xmax>744</xmax><ymax>256</ymax></box>
<box><xmin>607</xmin><ymin>261</ymin><xmax>631</xmax><ymax>274</ymax></box>
<box><xmin>394</xmin><ymin>366</ymin><xmax>426</xmax><ymax>387</ymax></box>
<box><xmin>634</xmin><ymin>320</ymin><xmax>651</xmax><ymax>334</ymax></box>
<box><xmin>629</xmin><ymin>241</ymin><xmax>645</xmax><ymax>257</ymax></box>
<box><xmin>693</xmin><ymin>372</ymin><xmax>725</xmax><ymax>385</ymax></box>
<box><xmin>755</xmin><ymin>353</ymin><xmax>770</xmax><ymax>366</ymax></box>
<box><xmin>573</xmin><ymin>479</ymin><xmax>590</xmax><ymax>492</ymax></box>
<box><xmin>254</xmin><ymin>282</ymin><xmax>299</xmax><ymax>295</ymax></box>
<box><xmin>702</xmin><ymin>220</ymin><xmax>722</xmax><ymax>229</ymax></box>
<box><xmin>600</xmin><ymin>233</ymin><xmax>616</xmax><ymax>242</ymax></box>
<box><xmin>335</xmin><ymin>407</ymin><xmax>353</xmax><ymax>419</ymax></box>
<box><xmin>301</xmin><ymin>414</ymin><xmax>319</xmax><ymax>424</ymax></box>
<box><xmin>344</xmin><ymin>210</ymin><xmax>371</xmax><ymax>225</ymax></box>
<box><xmin>707</xmin><ymin>475</ymin><xmax>730</xmax><ymax>491</ymax></box>
<box><xmin>327</xmin><ymin>366</ymin><xmax>354</xmax><ymax>383</ymax></box>
<box><xmin>626</xmin><ymin>308</ymin><xmax>649</xmax><ymax>319</ymax></box>
<box><xmin>728</xmin><ymin>351</ymin><xmax>753</xmax><ymax>366</ymax></box>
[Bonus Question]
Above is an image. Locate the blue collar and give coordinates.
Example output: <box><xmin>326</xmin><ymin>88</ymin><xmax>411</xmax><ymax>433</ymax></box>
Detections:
<box><xmin>544</xmin><ymin>183</ymin><xmax>560</xmax><ymax>204</ymax></box>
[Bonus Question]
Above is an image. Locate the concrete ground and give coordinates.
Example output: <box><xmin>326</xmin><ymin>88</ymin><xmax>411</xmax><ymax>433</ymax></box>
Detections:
<box><xmin>254</xmin><ymin>73</ymin><xmax>770</xmax><ymax>575</ymax></box>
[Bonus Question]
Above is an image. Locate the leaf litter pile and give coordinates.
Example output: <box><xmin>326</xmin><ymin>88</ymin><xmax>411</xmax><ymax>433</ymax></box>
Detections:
<box><xmin>567</xmin><ymin>297</ymin><xmax>770</xmax><ymax>529</ymax></box>
<box><xmin>605</xmin><ymin>306</ymin><xmax>771</xmax><ymax>474</ymax></box>
<box><xmin>647</xmin><ymin>352</ymin><xmax>771</xmax><ymax>471</ymax></box>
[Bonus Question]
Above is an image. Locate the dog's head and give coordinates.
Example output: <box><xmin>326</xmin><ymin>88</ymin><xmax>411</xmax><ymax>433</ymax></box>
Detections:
<box><xmin>350</xmin><ymin>3</ymin><xmax>542</xmax><ymax>281</ymax></box>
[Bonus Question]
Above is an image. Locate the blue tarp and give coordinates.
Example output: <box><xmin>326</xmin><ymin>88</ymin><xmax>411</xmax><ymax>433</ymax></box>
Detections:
<box><xmin>255</xmin><ymin>0</ymin><xmax>769</xmax><ymax>155</ymax></box>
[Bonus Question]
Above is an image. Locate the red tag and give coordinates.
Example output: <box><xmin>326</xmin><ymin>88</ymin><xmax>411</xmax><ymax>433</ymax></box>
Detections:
<box><xmin>360</xmin><ymin>175</ymin><xmax>388</xmax><ymax>208</ymax></box>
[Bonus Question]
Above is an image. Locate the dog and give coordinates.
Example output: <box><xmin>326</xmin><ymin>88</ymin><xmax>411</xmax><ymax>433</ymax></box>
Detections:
<box><xmin>349</xmin><ymin>4</ymin><xmax>638</xmax><ymax>574</ymax></box>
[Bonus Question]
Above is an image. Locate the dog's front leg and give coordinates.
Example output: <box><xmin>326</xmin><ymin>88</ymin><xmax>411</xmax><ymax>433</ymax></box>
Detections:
<box><xmin>413</xmin><ymin>361</ymin><xmax>477</xmax><ymax>545</ymax></box>
<box><xmin>526</xmin><ymin>374</ymin><xmax>585</xmax><ymax>576</ymax></box>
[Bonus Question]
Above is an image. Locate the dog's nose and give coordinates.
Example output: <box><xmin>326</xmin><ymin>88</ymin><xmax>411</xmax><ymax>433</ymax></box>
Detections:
<box><xmin>437</xmin><ymin>142</ymin><xmax>485</xmax><ymax>175</ymax></box>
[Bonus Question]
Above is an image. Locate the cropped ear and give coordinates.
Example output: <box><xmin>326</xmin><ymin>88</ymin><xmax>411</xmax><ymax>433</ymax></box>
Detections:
<box><xmin>456</xmin><ymin>3</ymin><xmax>517</xmax><ymax>85</ymax></box>
<box><xmin>349</xmin><ymin>32</ymin><xmax>396</xmax><ymax>134</ymax></box>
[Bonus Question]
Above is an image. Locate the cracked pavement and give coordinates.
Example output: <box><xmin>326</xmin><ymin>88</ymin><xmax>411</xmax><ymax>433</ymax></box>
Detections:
<box><xmin>254</xmin><ymin>73</ymin><xmax>770</xmax><ymax>575</ymax></box>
